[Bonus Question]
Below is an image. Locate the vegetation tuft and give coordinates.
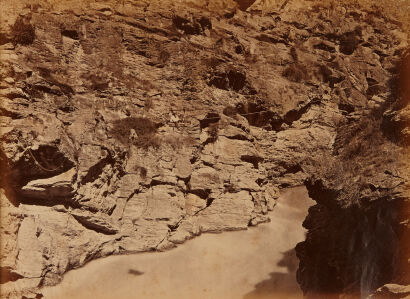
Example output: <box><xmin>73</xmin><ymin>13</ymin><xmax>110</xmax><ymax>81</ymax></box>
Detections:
<box><xmin>133</xmin><ymin>165</ymin><xmax>148</xmax><ymax>179</ymax></box>
<box><xmin>11</xmin><ymin>17</ymin><xmax>35</xmax><ymax>45</ymax></box>
<box><xmin>282</xmin><ymin>63</ymin><xmax>309</xmax><ymax>83</ymax></box>
<box><xmin>110</xmin><ymin>117</ymin><xmax>159</xmax><ymax>149</ymax></box>
<box><xmin>223</xmin><ymin>105</ymin><xmax>239</xmax><ymax>119</ymax></box>
<box><xmin>302</xmin><ymin>112</ymin><xmax>395</xmax><ymax>206</ymax></box>
<box><xmin>207</xmin><ymin>122</ymin><xmax>219</xmax><ymax>142</ymax></box>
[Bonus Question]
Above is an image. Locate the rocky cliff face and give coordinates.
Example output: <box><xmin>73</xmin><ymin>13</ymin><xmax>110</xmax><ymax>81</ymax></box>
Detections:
<box><xmin>0</xmin><ymin>0</ymin><xmax>409</xmax><ymax>298</ymax></box>
<box><xmin>295</xmin><ymin>49</ymin><xmax>410</xmax><ymax>298</ymax></box>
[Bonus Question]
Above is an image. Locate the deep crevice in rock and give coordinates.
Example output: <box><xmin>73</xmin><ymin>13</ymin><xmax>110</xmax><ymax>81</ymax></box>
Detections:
<box><xmin>61</xmin><ymin>29</ymin><xmax>79</xmax><ymax>40</ymax></box>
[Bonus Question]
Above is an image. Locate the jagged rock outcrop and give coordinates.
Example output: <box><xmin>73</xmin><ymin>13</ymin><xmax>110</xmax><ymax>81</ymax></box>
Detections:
<box><xmin>371</xmin><ymin>284</ymin><xmax>410</xmax><ymax>298</ymax></box>
<box><xmin>0</xmin><ymin>0</ymin><xmax>408</xmax><ymax>298</ymax></box>
<box><xmin>21</xmin><ymin>168</ymin><xmax>76</xmax><ymax>199</ymax></box>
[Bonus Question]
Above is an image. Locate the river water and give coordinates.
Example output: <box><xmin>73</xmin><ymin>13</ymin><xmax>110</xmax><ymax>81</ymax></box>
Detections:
<box><xmin>42</xmin><ymin>186</ymin><xmax>313</xmax><ymax>299</ymax></box>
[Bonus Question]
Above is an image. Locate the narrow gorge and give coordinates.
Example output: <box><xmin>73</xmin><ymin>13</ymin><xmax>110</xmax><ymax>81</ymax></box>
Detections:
<box><xmin>0</xmin><ymin>0</ymin><xmax>409</xmax><ymax>298</ymax></box>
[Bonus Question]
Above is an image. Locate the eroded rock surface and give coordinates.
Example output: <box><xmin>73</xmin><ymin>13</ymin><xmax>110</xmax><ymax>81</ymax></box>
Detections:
<box><xmin>0</xmin><ymin>0</ymin><xmax>409</xmax><ymax>298</ymax></box>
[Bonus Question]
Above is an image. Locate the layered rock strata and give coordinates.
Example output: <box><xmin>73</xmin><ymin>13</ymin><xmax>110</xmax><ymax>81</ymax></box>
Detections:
<box><xmin>0</xmin><ymin>0</ymin><xmax>408</xmax><ymax>298</ymax></box>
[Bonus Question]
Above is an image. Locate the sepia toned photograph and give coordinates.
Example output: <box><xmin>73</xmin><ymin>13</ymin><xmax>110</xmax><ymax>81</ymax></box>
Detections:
<box><xmin>0</xmin><ymin>0</ymin><xmax>409</xmax><ymax>298</ymax></box>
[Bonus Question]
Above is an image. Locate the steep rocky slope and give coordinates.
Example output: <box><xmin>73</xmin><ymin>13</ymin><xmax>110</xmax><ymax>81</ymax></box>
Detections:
<box><xmin>0</xmin><ymin>0</ymin><xmax>409</xmax><ymax>298</ymax></box>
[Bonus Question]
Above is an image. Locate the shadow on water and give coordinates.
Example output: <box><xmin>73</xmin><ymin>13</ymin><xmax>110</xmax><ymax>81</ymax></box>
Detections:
<box><xmin>243</xmin><ymin>248</ymin><xmax>302</xmax><ymax>299</ymax></box>
<box><xmin>128</xmin><ymin>269</ymin><xmax>144</xmax><ymax>276</ymax></box>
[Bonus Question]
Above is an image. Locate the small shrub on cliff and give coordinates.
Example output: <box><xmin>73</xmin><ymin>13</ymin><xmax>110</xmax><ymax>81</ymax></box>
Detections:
<box><xmin>303</xmin><ymin>113</ymin><xmax>393</xmax><ymax>205</ymax></box>
<box><xmin>223</xmin><ymin>105</ymin><xmax>238</xmax><ymax>119</ymax></box>
<box><xmin>133</xmin><ymin>165</ymin><xmax>147</xmax><ymax>179</ymax></box>
<box><xmin>110</xmin><ymin>117</ymin><xmax>159</xmax><ymax>149</ymax></box>
<box><xmin>207</xmin><ymin>122</ymin><xmax>219</xmax><ymax>142</ymax></box>
<box><xmin>158</xmin><ymin>50</ymin><xmax>171</xmax><ymax>65</ymax></box>
<box><xmin>84</xmin><ymin>74</ymin><xmax>109</xmax><ymax>91</ymax></box>
<box><xmin>282</xmin><ymin>63</ymin><xmax>309</xmax><ymax>82</ymax></box>
<box><xmin>11</xmin><ymin>17</ymin><xmax>35</xmax><ymax>45</ymax></box>
<box><xmin>336</xmin><ymin>116</ymin><xmax>386</xmax><ymax>161</ymax></box>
